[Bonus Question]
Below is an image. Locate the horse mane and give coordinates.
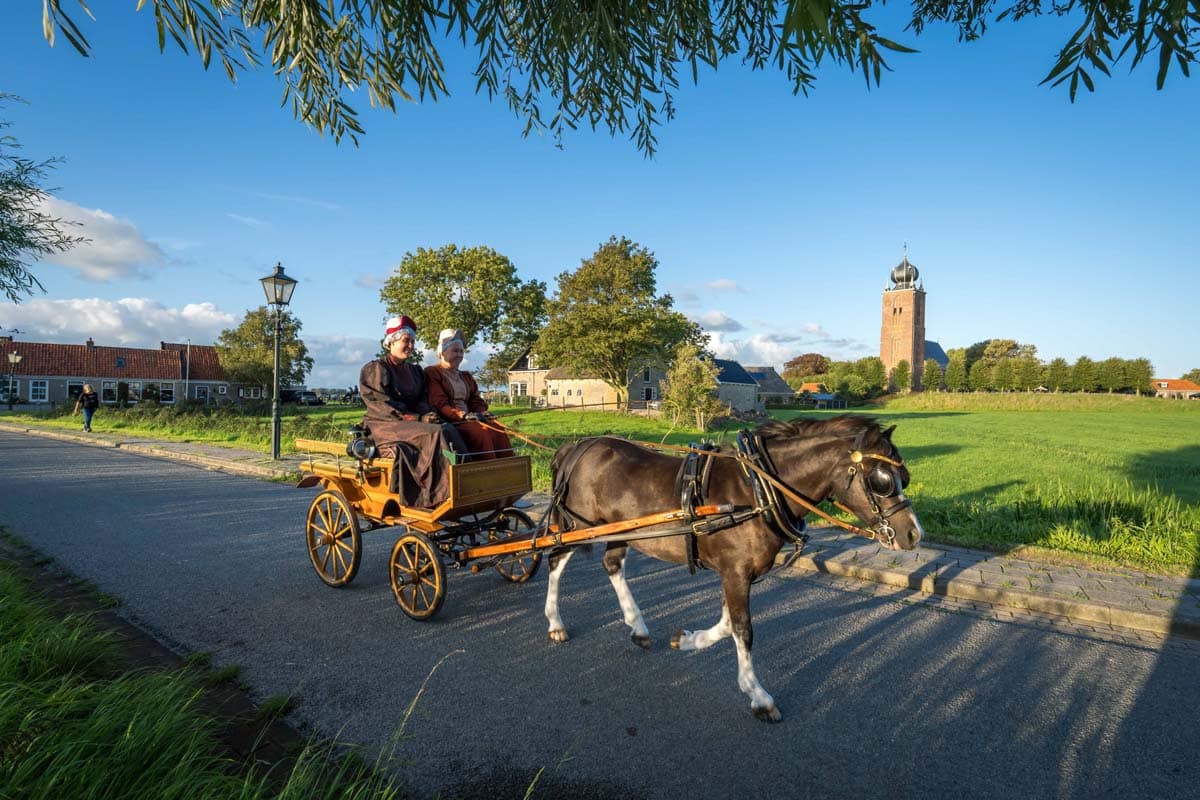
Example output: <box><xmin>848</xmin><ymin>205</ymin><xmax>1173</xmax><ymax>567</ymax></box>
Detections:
<box><xmin>755</xmin><ymin>414</ymin><xmax>887</xmax><ymax>449</ymax></box>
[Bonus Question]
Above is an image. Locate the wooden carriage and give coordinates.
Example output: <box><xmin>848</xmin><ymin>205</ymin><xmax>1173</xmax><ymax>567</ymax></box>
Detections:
<box><xmin>295</xmin><ymin>438</ymin><xmax>539</xmax><ymax>619</ymax></box>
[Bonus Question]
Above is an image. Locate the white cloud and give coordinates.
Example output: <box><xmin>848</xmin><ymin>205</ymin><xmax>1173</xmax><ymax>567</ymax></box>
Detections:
<box><xmin>304</xmin><ymin>334</ymin><xmax>380</xmax><ymax>390</ymax></box>
<box><xmin>0</xmin><ymin>297</ymin><xmax>235</xmax><ymax>347</ymax></box>
<box><xmin>37</xmin><ymin>197</ymin><xmax>168</xmax><ymax>281</ymax></box>
<box><xmin>226</xmin><ymin>213</ymin><xmax>269</xmax><ymax>229</ymax></box>
<box><xmin>691</xmin><ymin>310</ymin><xmax>744</xmax><ymax>332</ymax></box>
<box><xmin>355</xmin><ymin>273</ymin><xmax>387</xmax><ymax>289</ymax></box>
<box><xmin>706</xmin><ymin>330</ymin><xmax>872</xmax><ymax>369</ymax></box>
<box><xmin>707</xmin><ymin>279</ymin><xmax>744</xmax><ymax>292</ymax></box>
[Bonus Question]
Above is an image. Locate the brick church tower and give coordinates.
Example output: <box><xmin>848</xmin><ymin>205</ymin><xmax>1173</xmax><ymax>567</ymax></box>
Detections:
<box><xmin>880</xmin><ymin>251</ymin><xmax>926</xmax><ymax>390</ymax></box>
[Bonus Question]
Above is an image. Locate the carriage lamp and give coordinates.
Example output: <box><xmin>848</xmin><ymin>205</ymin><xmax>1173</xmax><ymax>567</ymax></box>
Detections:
<box><xmin>6</xmin><ymin>351</ymin><xmax>22</xmax><ymax>410</ymax></box>
<box><xmin>259</xmin><ymin>263</ymin><xmax>298</xmax><ymax>460</ymax></box>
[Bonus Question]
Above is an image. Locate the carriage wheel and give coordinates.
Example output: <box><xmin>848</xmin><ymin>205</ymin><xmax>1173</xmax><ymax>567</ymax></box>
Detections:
<box><xmin>491</xmin><ymin>508</ymin><xmax>542</xmax><ymax>583</ymax></box>
<box><xmin>390</xmin><ymin>531</ymin><xmax>446</xmax><ymax>620</ymax></box>
<box><xmin>305</xmin><ymin>490</ymin><xmax>362</xmax><ymax>587</ymax></box>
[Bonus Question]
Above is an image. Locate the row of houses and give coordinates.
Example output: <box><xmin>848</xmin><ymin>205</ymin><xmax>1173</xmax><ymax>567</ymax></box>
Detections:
<box><xmin>505</xmin><ymin>350</ymin><xmax>846</xmax><ymax>412</ymax></box>
<box><xmin>0</xmin><ymin>335</ymin><xmax>268</xmax><ymax>406</ymax></box>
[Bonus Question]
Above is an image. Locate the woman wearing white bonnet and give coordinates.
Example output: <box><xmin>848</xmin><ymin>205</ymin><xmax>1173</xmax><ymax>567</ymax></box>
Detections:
<box><xmin>424</xmin><ymin>328</ymin><xmax>513</xmax><ymax>460</ymax></box>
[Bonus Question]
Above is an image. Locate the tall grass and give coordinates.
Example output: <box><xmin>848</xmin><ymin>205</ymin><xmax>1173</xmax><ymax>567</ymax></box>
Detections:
<box><xmin>0</xmin><ymin>564</ymin><xmax>415</xmax><ymax>799</ymax></box>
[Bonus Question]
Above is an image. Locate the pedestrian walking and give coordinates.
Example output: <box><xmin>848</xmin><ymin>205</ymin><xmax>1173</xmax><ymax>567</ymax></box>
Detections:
<box><xmin>73</xmin><ymin>384</ymin><xmax>99</xmax><ymax>432</ymax></box>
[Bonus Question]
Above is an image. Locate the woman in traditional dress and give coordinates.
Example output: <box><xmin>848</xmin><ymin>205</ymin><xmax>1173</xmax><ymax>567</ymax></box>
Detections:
<box><xmin>424</xmin><ymin>328</ymin><xmax>513</xmax><ymax>461</ymax></box>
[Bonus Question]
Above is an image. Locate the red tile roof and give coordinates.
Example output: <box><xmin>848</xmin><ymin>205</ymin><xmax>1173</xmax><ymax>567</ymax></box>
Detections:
<box><xmin>161</xmin><ymin>342</ymin><xmax>226</xmax><ymax>381</ymax></box>
<box><xmin>1154</xmin><ymin>379</ymin><xmax>1200</xmax><ymax>391</ymax></box>
<box><xmin>0</xmin><ymin>337</ymin><xmax>224</xmax><ymax>381</ymax></box>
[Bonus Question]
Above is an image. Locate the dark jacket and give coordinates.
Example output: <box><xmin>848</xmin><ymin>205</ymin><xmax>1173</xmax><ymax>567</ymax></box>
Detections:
<box><xmin>78</xmin><ymin>391</ymin><xmax>99</xmax><ymax>410</ymax></box>
<box><xmin>359</xmin><ymin>357</ymin><xmax>433</xmax><ymax>421</ymax></box>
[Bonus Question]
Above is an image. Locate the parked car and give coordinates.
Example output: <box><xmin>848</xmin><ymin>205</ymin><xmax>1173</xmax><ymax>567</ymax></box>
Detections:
<box><xmin>297</xmin><ymin>391</ymin><xmax>324</xmax><ymax>406</ymax></box>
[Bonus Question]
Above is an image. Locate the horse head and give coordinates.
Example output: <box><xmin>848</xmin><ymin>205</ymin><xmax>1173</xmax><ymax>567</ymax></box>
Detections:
<box><xmin>758</xmin><ymin>415</ymin><xmax>924</xmax><ymax>551</ymax></box>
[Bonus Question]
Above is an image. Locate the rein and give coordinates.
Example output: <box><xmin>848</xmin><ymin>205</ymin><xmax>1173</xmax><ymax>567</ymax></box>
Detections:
<box><xmin>476</xmin><ymin>418</ymin><xmax>904</xmax><ymax>544</ymax></box>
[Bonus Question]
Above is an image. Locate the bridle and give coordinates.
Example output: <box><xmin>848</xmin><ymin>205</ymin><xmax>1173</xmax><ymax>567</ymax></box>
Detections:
<box><xmin>840</xmin><ymin>448</ymin><xmax>912</xmax><ymax>548</ymax></box>
<box><xmin>734</xmin><ymin>431</ymin><xmax>913</xmax><ymax>547</ymax></box>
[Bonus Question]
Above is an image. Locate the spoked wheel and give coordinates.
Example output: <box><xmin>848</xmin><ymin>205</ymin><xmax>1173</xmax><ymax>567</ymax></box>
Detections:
<box><xmin>305</xmin><ymin>490</ymin><xmax>362</xmax><ymax>587</ymax></box>
<box><xmin>389</xmin><ymin>531</ymin><xmax>446</xmax><ymax>620</ymax></box>
<box><xmin>491</xmin><ymin>508</ymin><xmax>542</xmax><ymax>583</ymax></box>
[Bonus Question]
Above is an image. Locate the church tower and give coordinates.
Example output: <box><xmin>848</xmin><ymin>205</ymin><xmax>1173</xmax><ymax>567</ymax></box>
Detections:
<box><xmin>880</xmin><ymin>250</ymin><xmax>926</xmax><ymax>390</ymax></box>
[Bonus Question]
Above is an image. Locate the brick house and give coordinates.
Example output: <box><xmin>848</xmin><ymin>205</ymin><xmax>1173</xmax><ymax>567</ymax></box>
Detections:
<box><xmin>1</xmin><ymin>335</ymin><xmax>232</xmax><ymax>407</ymax></box>
<box><xmin>505</xmin><ymin>348</ymin><xmax>666</xmax><ymax>409</ymax></box>
<box><xmin>744</xmin><ymin>365</ymin><xmax>795</xmax><ymax>405</ymax></box>
<box><xmin>1152</xmin><ymin>378</ymin><xmax>1200</xmax><ymax>399</ymax></box>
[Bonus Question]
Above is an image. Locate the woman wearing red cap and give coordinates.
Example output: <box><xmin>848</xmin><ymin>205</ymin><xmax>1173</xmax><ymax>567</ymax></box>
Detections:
<box><xmin>424</xmin><ymin>328</ymin><xmax>513</xmax><ymax>460</ymax></box>
<box><xmin>358</xmin><ymin>315</ymin><xmax>468</xmax><ymax>506</ymax></box>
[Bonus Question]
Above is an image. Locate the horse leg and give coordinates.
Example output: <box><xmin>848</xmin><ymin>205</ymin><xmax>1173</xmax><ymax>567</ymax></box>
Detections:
<box><xmin>544</xmin><ymin>548</ymin><xmax>576</xmax><ymax>643</ymax></box>
<box><xmin>670</xmin><ymin>602</ymin><xmax>731</xmax><ymax>651</ymax></box>
<box><xmin>724</xmin><ymin>572</ymin><xmax>780</xmax><ymax>723</ymax></box>
<box><xmin>603</xmin><ymin>544</ymin><xmax>651</xmax><ymax>649</ymax></box>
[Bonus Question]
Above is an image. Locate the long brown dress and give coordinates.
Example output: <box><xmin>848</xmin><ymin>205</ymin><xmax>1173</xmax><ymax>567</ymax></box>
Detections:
<box><xmin>424</xmin><ymin>365</ymin><xmax>513</xmax><ymax>460</ymax></box>
<box><xmin>358</xmin><ymin>356</ymin><xmax>453</xmax><ymax>507</ymax></box>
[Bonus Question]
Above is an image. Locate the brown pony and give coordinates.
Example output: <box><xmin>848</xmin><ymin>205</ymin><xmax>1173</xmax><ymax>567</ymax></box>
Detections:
<box><xmin>543</xmin><ymin>415</ymin><xmax>924</xmax><ymax>722</ymax></box>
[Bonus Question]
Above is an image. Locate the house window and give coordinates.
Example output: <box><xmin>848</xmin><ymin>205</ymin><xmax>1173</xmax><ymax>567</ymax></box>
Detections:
<box><xmin>29</xmin><ymin>380</ymin><xmax>49</xmax><ymax>402</ymax></box>
<box><xmin>550</xmin><ymin>388</ymin><xmax>559</xmax><ymax>396</ymax></box>
<box><xmin>67</xmin><ymin>381</ymin><xmax>84</xmax><ymax>399</ymax></box>
<box><xmin>101</xmin><ymin>381</ymin><xmax>117</xmax><ymax>403</ymax></box>
<box><xmin>195</xmin><ymin>385</ymin><xmax>209</xmax><ymax>402</ymax></box>
<box><xmin>160</xmin><ymin>383</ymin><xmax>175</xmax><ymax>403</ymax></box>
<box><xmin>250</xmin><ymin>387</ymin><xmax>262</xmax><ymax>399</ymax></box>
<box><xmin>127</xmin><ymin>382</ymin><xmax>142</xmax><ymax>403</ymax></box>
<box><xmin>643</xmin><ymin>367</ymin><xmax>651</xmax><ymax>382</ymax></box>
<box><xmin>643</xmin><ymin>387</ymin><xmax>653</xmax><ymax>401</ymax></box>
<box><xmin>527</xmin><ymin>354</ymin><xmax>539</xmax><ymax>369</ymax></box>
<box><xmin>510</xmin><ymin>382</ymin><xmax>527</xmax><ymax>397</ymax></box>
<box><xmin>1</xmin><ymin>380</ymin><xmax>18</xmax><ymax>402</ymax></box>
<box><xmin>218</xmin><ymin>385</ymin><xmax>227</xmax><ymax>395</ymax></box>
<box><xmin>566</xmin><ymin>389</ymin><xmax>573</xmax><ymax>396</ymax></box>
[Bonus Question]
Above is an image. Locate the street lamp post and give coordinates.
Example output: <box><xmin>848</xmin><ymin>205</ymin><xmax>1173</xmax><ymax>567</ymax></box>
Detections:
<box><xmin>6</xmin><ymin>351</ymin><xmax>22</xmax><ymax>410</ymax></box>
<box><xmin>259</xmin><ymin>263</ymin><xmax>298</xmax><ymax>460</ymax></box>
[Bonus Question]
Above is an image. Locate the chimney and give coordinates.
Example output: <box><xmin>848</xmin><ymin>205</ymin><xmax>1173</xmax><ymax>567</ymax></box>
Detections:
<box><xmin>86</xmin><ymin>337</ymin><xmax>95</xmax><ymax>349</ymax></box>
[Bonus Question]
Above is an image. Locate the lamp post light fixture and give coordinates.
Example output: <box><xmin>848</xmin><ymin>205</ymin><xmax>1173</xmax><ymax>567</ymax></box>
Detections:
<box><xmin>6</xmin><ymin>351</ymin><xmax>22</xmax><ymax>411</ymax></box>
<box><xmin>259</xmin><ymin>262</ymin><xmax>298</xmax><ymax>460</ymax></box>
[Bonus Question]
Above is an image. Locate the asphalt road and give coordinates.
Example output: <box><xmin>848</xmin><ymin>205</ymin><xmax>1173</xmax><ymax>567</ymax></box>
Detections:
<box><xmin>2</xmin><ymin>430</ymin><xmax>1198</xmax><ymax>800</ymax></box>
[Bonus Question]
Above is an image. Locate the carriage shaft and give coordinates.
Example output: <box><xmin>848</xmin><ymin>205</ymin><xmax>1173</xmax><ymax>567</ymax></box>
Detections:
<box><xmin>462</xmin><ymin>504</ymin><xmax>733</xmax><ymax>559</ymax></box>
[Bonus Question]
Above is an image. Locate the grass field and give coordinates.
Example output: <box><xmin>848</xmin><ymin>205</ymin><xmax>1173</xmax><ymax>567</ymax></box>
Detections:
<box><xmin>0</xmin><ymin>545</ymin><xmax>413</xmax><ymax>798</ymax></box>
<box><xmin>4</xmin><ymin>393</ymin><xmax>1197</xmax><ymax>575</ymax></box>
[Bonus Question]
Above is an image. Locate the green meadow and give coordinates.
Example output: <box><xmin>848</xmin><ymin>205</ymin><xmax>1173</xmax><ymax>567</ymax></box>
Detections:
<box><xmin>3</xmin><ymin>393</ymin><xmax>1197</xmax><ymax>575</ymax></box>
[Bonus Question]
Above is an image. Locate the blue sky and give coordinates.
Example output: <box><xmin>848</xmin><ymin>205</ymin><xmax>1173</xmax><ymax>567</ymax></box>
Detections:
<box><xmin>2</xmin><ymin>7</ymin><xmax>1197</xmax><ymax>389</ymax></box>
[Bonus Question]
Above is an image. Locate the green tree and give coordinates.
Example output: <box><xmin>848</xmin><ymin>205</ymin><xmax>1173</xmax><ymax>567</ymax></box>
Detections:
<box><xmin>216</xmin><ymin>307</ymin><xmax>314</xmax><ymax>389</ymax></box>
<box><xmin>944</xmin><ymin>351</ymin><xmax>968</xmax><ymax>392</ymax></box>
<box><xmin>1072</xmin><ymin>356</ymin><xmax>1098</xmax><ymax>393</ymax></box>
<box><xmin>41</xmin><ymin>1</ymin><xmax>1198</xmax><ymax>156</ymax></box>
<box><xmin>1125</xmin><ymin>358</ymin><xmax>1154</xmax><ymax>395</ymax></box>
<box><xmin>992</xmin><ymin>357</ymin><xmax>1016</xmax><ymax>392</ymax></box>
<box><xmin>534</xmin><ymin>237</ymin><xmax>703</xmax><ymax>409</ymax></box>
<box><xmin>968</xmin><ymin>359</ymin><xmax>991</xmax><ymax>392</ymax></box>
<box><xmin>783</xmin><ymin>353</ymin><xmax>829</xmax><ymax>380</ymax></box>
<box><xmin>1098</xmin><ymin>357</ymin><xmax>1126</xmax><ymax>392</ymax></box>
<box><xmin>1183</xmin><ymin>368</ymin><xmax>1200</xmax><ymax>384</ymax></box>
<box><xmin>922</xmin><ymin>359</ymin><xmax>943</xmax><ymax>391</ymax></box>
<box><xmin>1046</xmin><ymin>357</ymin><xmax>1071</xmax><ymax>392</ymax></box>
<box><xmin>661</xmin><ymin>343</ymin><xmax>724</xmax><ymax>431</ymax></box>
<box><xmin>1</xmin><ymin>94</ymin><xmax>85</xmax><ymax>302</ymax></box>
<box><xmin>855</xmin><ymin>357</ymin><xmax>887</xmax><ymax>397</ymax></box>
<box><xmin>1016</xmin><ymin>355</ymin><xmax>1044</xmax><ymax>392</ymax></box>
<box><xmin>380</xmin><ymin>244</ymin><xmax>546</xmax><ymax>353</ymax></box>
<box><xmin>891</xmin><ymin>360</ymin><xmax>910</xmax><ymax>393</ymax></box>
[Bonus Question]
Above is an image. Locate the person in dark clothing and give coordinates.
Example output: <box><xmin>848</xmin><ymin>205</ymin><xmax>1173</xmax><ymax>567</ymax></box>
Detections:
<box><xmin>358</xmin><ymin>316</ymin><xmax>468</xmax><ymax>507</ymax></box>
<box><xmin>73</xmin><ymin>384</ymin><xmax>99</xmax><ymax>432</ymax></box>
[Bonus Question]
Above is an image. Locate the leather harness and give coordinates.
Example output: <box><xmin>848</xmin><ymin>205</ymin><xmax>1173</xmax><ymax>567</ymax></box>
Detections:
<box><xmin>550</xmin><ymin>432</ymin><xmax>810</xmax><ymax>575</ymax></box>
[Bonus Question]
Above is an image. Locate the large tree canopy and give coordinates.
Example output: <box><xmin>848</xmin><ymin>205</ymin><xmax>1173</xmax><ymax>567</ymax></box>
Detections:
<box><xmin>378</xmin><ymin>243</ymin><xmax>546</xmax><ymax>355</ymax></box>
<box><xmin>1</xmin><ymin>94</ymin><xmax>83</xmax><ymax>303</ymax></box>
<box><xmin>534</xmin><ymin>236</ymin><xmax>703</xmax><ymax>408</ymax></box>
<box><xmin>216</xmin><ymin>306</ymin><xmax>314</xmax><ymax>388</ymax></box>
<box><xmin>42</xmin><ymin>1</ymin><xmax>1199</xmax><ymax>156</ymax></box>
